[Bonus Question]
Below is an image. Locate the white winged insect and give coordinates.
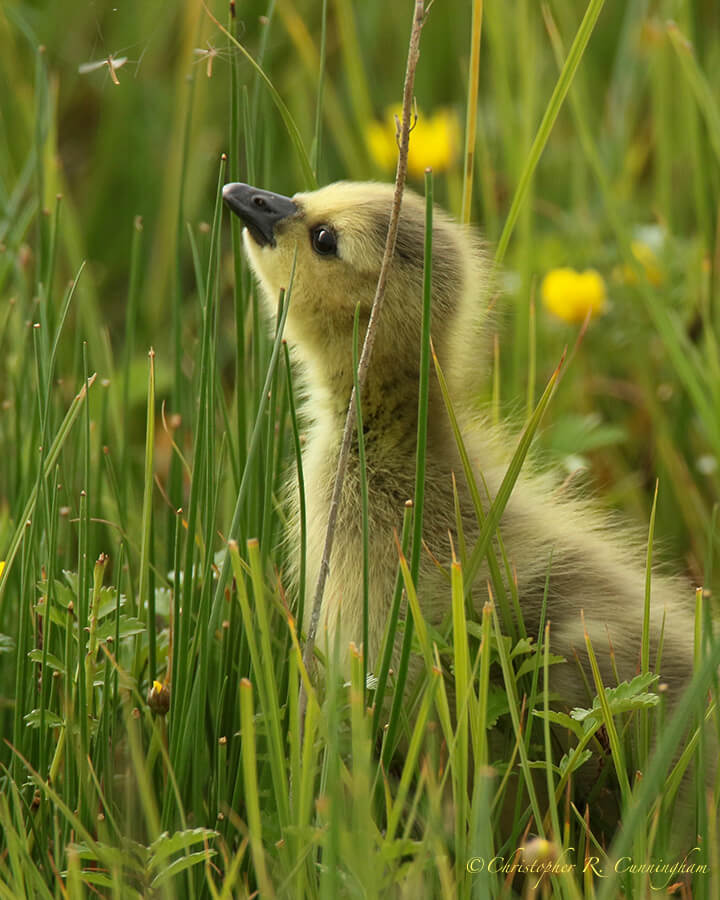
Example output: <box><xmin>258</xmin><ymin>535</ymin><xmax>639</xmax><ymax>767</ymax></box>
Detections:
<box><xmin>192</xmin><ymin>42</ymin><xmax>219</xmax><ymax>79</ymax></box>
<box><xmin>78</xmin><ymin>53</ymin><xmax>128</xmax><ymax>85</ymax></box>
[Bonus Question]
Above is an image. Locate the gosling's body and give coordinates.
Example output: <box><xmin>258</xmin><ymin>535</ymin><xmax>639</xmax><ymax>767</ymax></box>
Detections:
<box><xmin>223</xmin><ymin>179</ymin><xmax>703</xmax><ymax>724</ymax></box>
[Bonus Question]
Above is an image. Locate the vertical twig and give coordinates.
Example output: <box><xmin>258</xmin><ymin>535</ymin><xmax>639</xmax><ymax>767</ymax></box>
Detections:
<box><xmin>298</xmin><ymin>0</ymin><xmax>428</xmax><ymax>728</ymax></box>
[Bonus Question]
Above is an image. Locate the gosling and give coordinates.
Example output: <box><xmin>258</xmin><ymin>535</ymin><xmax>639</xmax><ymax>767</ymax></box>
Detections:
<box><xmin>222</xmin><ymin>180</ymin><xmax>709</xmax><ymax>743</ymax></box>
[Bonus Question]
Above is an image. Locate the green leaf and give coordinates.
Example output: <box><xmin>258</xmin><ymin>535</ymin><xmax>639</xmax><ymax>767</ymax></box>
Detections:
<box><xmin>527</xmin><ymin>748</ymin><xmax>592</xmax><ymax>776</ymax></box>
<box><xmin>532</xmin><ymin>708</ymin><xmax>584</xmax><ymax>740</ymax></box>
<box><xmin>94</xmin><ymin>616</ymin><xmax>146</xmax><ymax>643</ymax></box>
<box><xmin>570</xmin><ymin>673</ymin><xmax>660</xmax><ymax>725</ymax></box>
<box><xmin>23</xmin><ymin>709</ymin><xmax>64</xmax><ymax>729</ymax></box>
<box><xmin>62</xmin><ymin>570</ymin><xmax>78</xmax><ymax>595</ymax></box>
<box><xmin>148</xmin><ymin>828</ymin><xmax>218</xmax><ymax>866</ymax></box>
<box><xmin>380</xmin><ymin>838</ymin><xmax>424</xmax><ymax>862</ymax></box>
<box><xmin>96</xmin><ymin>587</ymin><xmax>127</xmax><ymax>620</ymax></box>
<box><xmin>149</xmin><ymin>850</ymin><xmax>217</xmax><ymax>888</ymax></box>
<box><xmin>510</xmin><ymin>637</ymin><xmax>535</xmax><ymax>658</ymax></box>
<box><xmin>72</xmin><ymin>871</ymin><xmax>117</xmax><ymax>889</ymax></box>
<box><xmin>27</xmin><ymin>649</ymin><xmax>65</xmax><ymax>673</ymax></box>
<box><xmin>558</xmin><ymin>748</ymin><xmax>593</xmax><ymax>776</ymax></box>
<box><xmin>485</xmin><ymin>684</ymin><xmax>511</xmax><ymax>728</ymax></box>
<box><xmin>515</xmin><ymin>652</ymin><xmax>565</xmax><ymax>680</ymax></box>
<box><xmin>545</xmin><ymin>413</ymin><xmax>627</xmax><ymax>456</ymax></box>
<box><xmin>153</xmin><ymin>587</ymin><xmax>171</xmax><ymax>618</ymax></box>
<box><xmin>36</xmin><ymin>578</ymin><xmax>74</xmax><ymax>609</ymax></box>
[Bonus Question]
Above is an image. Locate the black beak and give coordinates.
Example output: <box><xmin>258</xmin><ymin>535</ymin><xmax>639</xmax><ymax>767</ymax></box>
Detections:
<box><xmin>222</xmin><ymin>182</ymin><xmax>298</xmax><ymax>248</ymax></box>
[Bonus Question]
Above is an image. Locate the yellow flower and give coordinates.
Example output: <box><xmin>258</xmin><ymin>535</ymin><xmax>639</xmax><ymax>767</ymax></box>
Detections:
<box><xmin>541</xmin><ymin>267</ymin><xmax>607</xmax><ymax>324</ymax></box>
<box><xmin>366</xmin><ymin>105</ymin><xmax>460</xmax><ymax>179</ymax></box>
<box><xmin>365</xmin><ymin>119</ymin><xmax>397</xmax><ymax>172</ymax></box>
<box><xmin>522</xmin><ymin>836</ymin><xmax>559</xmax><ymax>864</ymax></box>
<box><xmin>613</xmin><ymin>236</ymin><xmax>664</xmax><ymax>287</ymax></box>
<box><xmin>629</xmin><ymin>240</ymin><xmax>664</xmax><ymax>286</ymax></box>
<box><xmin>0</xmin><ymin>561</ymin><xmax>4</xmax><ymax>579</ymax></box>
<box><xmin>148</xmin><ymin>679</ymin><xmax>170</xmax><ymax>716</ymax></box>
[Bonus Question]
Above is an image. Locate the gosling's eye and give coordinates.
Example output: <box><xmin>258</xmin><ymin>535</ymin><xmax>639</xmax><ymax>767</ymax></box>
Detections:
<box><xmin>311</xmin><ymin>226</ymin><xmax>337</xmax><ymax>256</ymax></box>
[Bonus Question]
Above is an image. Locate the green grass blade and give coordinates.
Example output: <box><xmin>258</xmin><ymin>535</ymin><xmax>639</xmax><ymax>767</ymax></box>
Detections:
<box><xmin>667</xmin><ymin>23</ymin><xmax>720</xmax><ymax>169</ymax></box>
<box><xmin>494</xmin><ymin>0</ymin><xmax>606</xmax><ymax>265</ymax></box>
<box><xmin>463</xmin><ymin>354</ymin><xmax>563</xmax><ymax>595</ymax></box>
<box><xmin>382</xmin><ymin>168</ymin><xmax>434</xmax><ymax>766</ymax></box>
<box><xmin>138</xmin><ymin>349</ymin><xmax>156</xmax><ymax>682</ymax></box>
<box><xmin>596</xmin><ymin>634</ymin><xmax>720</xmax><ymax>900</ymax></box>
<box><xmin>352</xmin><ymin>303</ymin><xmax>371</xmax><ymax>700</ymax></box>
<box><xmin>0</xmin><ymin>374</ymin><xmax>96</xmax><ymax>612</ymax></box>
<box><xmin>208</xmin><ymin>11</ymin><xmax>317</xmax><ymax>189</ymax></box>
<box><xmin>283</xmin><ymin>342</ymin><xmax>307</xmax><ymax>632</ymax></box>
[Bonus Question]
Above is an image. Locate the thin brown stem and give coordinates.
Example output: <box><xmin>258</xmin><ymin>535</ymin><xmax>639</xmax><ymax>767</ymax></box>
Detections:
<box><xmin>298</xmin><ymin>0</ymin><xmax>428</xmax><ymax>728</ymax></box>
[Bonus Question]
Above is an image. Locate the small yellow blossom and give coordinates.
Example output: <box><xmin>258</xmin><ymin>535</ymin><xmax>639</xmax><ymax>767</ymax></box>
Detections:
<box><xmin>541</xmin><ymin>267</ymin><xmax>607</xmax><ymax>324</ymax></box>
<box><xmin>148</xmin><ymin>679</ymin><xmax>170</xmax><ymax>716</ymax></box>
<box><xmin>522</xmin><ymin>836</ymin><xmax>559</xmax><ymax>864</ymax></box>
<box><xmin>613</xmin><ymin>239</ymin><xmax>664</xmax><ymax>287</ymax></box>
<box><xmin>366</xmin><ymin>105</ymin><xmax>460</xmax><ymax>179</ymax></box>
<box><xmin>629</xmin><ymin>240</ymin><xmax>663</xmax><ymax>286</ymax></box>
<box><xmin>0</xmin><ymin>561</ymin><xmax>4</xmax><ymax>579</ymax></box>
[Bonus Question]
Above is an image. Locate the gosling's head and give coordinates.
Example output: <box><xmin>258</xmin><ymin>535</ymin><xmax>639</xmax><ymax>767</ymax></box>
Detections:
<box><xmin>223</xmin><ymin>180</ymin><xmax>488</xmax><ymax>412</ymax></box>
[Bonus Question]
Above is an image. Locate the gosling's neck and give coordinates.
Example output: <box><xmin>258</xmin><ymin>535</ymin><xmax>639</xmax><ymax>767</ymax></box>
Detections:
<box><xmin>299</xmin><ymin>347</ymin><xmax>450</xmax><ymax>475</ymax></box>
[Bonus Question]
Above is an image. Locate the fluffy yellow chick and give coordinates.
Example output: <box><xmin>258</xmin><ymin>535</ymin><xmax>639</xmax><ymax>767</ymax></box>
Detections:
<box><xmin>223</xmin><ymin>181</ymin><xmax>715</xmax><ymax>828</ymax></box>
